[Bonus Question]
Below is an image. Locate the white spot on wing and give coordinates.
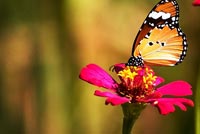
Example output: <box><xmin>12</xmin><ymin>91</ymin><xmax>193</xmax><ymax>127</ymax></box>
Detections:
<box><xmin>171</xmin><ymin>17</ymin><xmax>176</xmax><ymax>21</ymax></box>
<box><xmin>148</xmin><ymin>11</ymin><xmax>171</xmax><ymax>20</ymax></box>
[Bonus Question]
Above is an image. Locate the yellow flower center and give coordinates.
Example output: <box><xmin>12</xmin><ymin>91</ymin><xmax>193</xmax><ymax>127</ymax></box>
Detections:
<box><xmin>117</xmin><ymin>66</ymin><xmax>157</xmax><ymax>102</ymax></box>
<box><xmin>118</xmin><ymin>66</ymin><xmax>138</xmax><ymax>80</ymax></box>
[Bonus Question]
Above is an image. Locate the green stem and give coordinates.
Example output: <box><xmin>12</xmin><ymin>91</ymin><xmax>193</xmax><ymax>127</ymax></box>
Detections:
<box><xmin>121</xmin><ymin>103</ymin><xmax>146</xmax><ymax>134</ymax></box>
<box><xmin>195</xmin><ymin>65</ymin><xmax>200</xmax><ymax>134</ymax></box>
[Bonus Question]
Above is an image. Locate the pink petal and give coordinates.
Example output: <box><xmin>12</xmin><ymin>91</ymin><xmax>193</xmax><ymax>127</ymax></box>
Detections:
<box><xmin>156</xmin><ymin>81</ymin><xmax>192</xmax><ymax>96</ymax></box>
<box><xmin>154</xmin><ymin>76</ymin><xmax>164</xmax><ymax>86</ymax></box>
<box><xmin>113</xmin><ymin>63</ymin><xmax>125</xmax><ymax>73</ymax></box>
<box><xmin>150</xmin><ymin>98</ymin><xmax>194</xmax><ymax>115</ymax></box>
<box><xmin>94</xmin><ymin>90</ymin><xmax>130</xmax><ymax>105</ymax></box>
<box><xmin>193</xmin><ymin>0</ymin><xmax>200</xmax><ymax>6</ymax></box>
<box><xmin>79</xmin><ymin>64</ymin><xmax>118</xmax><ymax>90</ymax></box>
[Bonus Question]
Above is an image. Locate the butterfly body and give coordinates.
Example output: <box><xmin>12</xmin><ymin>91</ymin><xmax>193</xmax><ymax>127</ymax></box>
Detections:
<box><xmin>127</xmin><ymin>0</ymin><xmax>187</xmax><ymax>67</ymax></box>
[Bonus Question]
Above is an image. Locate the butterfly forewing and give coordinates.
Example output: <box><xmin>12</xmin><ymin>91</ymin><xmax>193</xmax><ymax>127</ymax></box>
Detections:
<box><xmin>130</xmin><ymin>0</ymin><xmax>187</xmax><ymax>66</ymax></box>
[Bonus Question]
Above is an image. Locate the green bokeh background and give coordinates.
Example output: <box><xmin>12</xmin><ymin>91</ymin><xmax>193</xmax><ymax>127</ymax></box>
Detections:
<box><xmin>0</xmin><ymin>0</ymin><xmax>198</xmax><ymax>134</ymax></box>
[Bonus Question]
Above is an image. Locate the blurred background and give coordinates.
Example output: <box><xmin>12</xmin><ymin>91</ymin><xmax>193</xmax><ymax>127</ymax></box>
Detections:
<box><xmin>0</xmin><ymin>0</ymin><xmax>199</xmax><ymax>134</ymax></box>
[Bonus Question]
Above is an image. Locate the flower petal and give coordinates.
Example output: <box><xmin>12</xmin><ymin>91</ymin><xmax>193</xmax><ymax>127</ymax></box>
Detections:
<box><xmin>193</xmin><ymin>0</ymin><xmax>200</xmax><ymax>6</ymax></box>
<box><xmin>79</xmin><ymin>64</ymin><xmax>118</xmax><ymax>90</ymax></box>
<box><xmin>154</xmin><ymin>76</ymin><xmax>164</xmax><ymax>86</ymax></box>
<box><xmin>113</xmin><ymin>63</ymin><xmax>125</xmax><ymax>73</ymax></box>
<box><xmin>150</xmin><ymin>98</ymin><xmax>194</xmax><ymax>115</ymax></box>
<box><xmin>156</xmin><ymin>81</ymin><xmax>192</xmax><ymax>96</ymax></box>
<box><xmin>94</xmin><ymin>90</ymin><xmax>130</xmax><ymax>105</ymax></box>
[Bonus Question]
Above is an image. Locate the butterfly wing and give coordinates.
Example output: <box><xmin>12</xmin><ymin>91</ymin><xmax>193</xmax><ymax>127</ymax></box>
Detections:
<box><xmin>131</xmin><ymin>0</ymin><xmax>187</xmax><ymax>66</ymax></box>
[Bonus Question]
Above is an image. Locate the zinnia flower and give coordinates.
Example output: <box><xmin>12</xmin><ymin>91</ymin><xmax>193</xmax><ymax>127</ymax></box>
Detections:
<box><xmin>193</xmin><ymin>0</ymin><xmax>200</xmax><ymax>6</ymax></box>
<box><xmin>79</xmin><ymin>63</ymin><xmax>194</xmax><ymax>115</ymax></box>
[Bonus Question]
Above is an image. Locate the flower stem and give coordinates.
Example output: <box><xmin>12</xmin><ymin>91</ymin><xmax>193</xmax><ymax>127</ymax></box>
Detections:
<box><xmin>121</xmin><ymin>103</ymin><xmax>146</xmax><ymax>134</ymax></box>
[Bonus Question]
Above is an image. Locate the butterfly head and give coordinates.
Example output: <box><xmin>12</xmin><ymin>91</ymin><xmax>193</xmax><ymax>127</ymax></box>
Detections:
<box><xmin>126</xmin><ymin>56</ymin><xmax>144</xmax><ymax>67</ymax></box>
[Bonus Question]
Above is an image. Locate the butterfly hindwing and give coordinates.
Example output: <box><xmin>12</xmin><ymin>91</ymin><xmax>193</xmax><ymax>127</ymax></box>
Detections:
<box><xmin>129</xmin><ymin>0</ymin><xmax>187</xmax><ymax>66</ymax></box>
<box><xmin>134</xmin><ymin>24</ymin><xmax>187</xmax><ymax>66</ymax></box>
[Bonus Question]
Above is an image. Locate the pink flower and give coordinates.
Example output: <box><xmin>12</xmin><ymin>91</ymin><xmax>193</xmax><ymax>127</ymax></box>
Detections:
<box><xmin>79</xmin><ymin>64</ymin><xmax>194</xmax><ymax>115</ymax></box>
<box><xmin>193</xmin><ymin>0</ymin><xmax>200</xmax><ymax>6</ymax></box>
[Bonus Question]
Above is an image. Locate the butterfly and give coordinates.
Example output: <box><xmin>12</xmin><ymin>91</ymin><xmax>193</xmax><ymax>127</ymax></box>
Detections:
<box><xmin>126</xmin><ymin>0</ymin><xmax>187</xmax><ymax>67</ymax></box>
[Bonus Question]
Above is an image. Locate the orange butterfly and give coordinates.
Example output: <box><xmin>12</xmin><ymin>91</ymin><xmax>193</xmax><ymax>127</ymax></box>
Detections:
<box><xmin>127</xmin><ymin>0</ymin><xmax>187</xmax><ymax>66</ymax></box>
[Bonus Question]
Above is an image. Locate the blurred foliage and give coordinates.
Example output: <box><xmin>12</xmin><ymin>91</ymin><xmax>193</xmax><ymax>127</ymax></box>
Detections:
<box><xmin>0</xmin><ymin>0</ymin><xmax>198</xmax><ymax>134</ymax></box>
